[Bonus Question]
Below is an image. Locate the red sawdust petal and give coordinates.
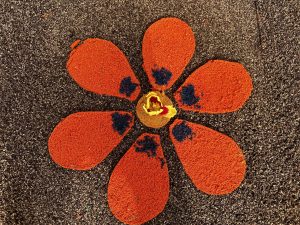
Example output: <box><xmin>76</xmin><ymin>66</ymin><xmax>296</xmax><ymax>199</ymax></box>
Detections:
<box><xmin>48</xmin><ymin>111</ymin><xmax>133</xmax><ymax>170</ymax></box>
<box><xmin>67</xmin><ymin>39</ymin><xmax>140</xmax><ymax>101</ymax></box>
<box><xmin>142</xmin><ymin>18</ymin><xmax>195</xmax><ymax>90</ymax></box>
<box><xmin>108</xmin><ymin>133</ymin><xmax>169</xmax><ymax>225</ymax></box>
<box><xmin>170</xmin><ymin>119</ymin><xmax>246</xmax><ymax>195</ymax></box>
<box><xmin>175</xmin><ymin>60</ymin><xmax>253</xmax><ymax>113</ymax></box>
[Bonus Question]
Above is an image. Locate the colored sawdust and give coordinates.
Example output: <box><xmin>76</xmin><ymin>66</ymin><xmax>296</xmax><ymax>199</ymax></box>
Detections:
<box><xmin>47</xmin><ymin>17</ymin><xmax>253</xmax><ymax>225</ymax></box>
<box><xmin>136</xmin><ymin>91</ymin><xmax>176</xmax><ymax>128</ymax></box>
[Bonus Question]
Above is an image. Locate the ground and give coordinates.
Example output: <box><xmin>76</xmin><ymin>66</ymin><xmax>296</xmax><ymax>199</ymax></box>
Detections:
<box><xmin>1</xmin><ymin>0</ymin><xmax>299</xmax><ymax>224</ymax></box>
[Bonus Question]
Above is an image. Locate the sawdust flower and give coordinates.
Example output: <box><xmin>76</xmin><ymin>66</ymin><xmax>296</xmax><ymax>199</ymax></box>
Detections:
<box><xmin>48</xmin><ymin>17</ymin><xmax>253</xmax><ymax>225</ymax></box>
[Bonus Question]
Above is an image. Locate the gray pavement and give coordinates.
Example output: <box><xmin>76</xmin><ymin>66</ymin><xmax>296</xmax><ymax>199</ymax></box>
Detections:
<box><xmin>1</xmin><ymin>0</ymin><xmax>299</xmax><ymax>224</ymax></box>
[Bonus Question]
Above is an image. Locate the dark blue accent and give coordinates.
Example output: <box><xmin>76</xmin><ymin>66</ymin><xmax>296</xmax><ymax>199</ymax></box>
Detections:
<box><xmin>180</xmin><ymin>84</ymin><xmax>200</xmax><ymax>106</ymax></box>
<box><xmin>172</xmin><ymin>121</ymin><xmax>193</xmax><ymax>142</ymax></box>
<box><xmin>135</xmin><ymin>135</ymin><xmax>158</xmax><ymax>157</ymax></box>
<box><xmin>119</xmin><ymin>76</ymin><xmax>138</xmax><ymax>97</ymax></box>
<box><xmin>152</xmin><ymin>67</ymin><xmax>172</xmax><ymax>85</ymax></box>
<box><xmin>111</xmin><ymin>112</ymin><xmax>132</xmax><ymax>135</ymax></box>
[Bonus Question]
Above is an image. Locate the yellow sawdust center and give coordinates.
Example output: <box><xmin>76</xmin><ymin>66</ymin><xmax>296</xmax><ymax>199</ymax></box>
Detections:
<box><xmin>136</xmin><ymin>91</ymin><xmax>177</xmax><ymax>128</ymax></box>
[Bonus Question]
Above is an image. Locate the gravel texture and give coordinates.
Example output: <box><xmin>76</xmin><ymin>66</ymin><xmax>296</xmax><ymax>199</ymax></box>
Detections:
<box><xmin>1</xmin><ymin>0</ymin><xmax>299</xmax><ymax>224</ymax></box>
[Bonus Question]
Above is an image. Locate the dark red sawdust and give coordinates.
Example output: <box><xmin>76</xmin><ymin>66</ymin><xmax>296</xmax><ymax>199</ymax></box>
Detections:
<box><xmin>67</xmin><ymin>38</ymin><xmax>140</xmax><ymax>101</ymax></box>
<box><xmin>48</xmin><ymin>111</ymin><xmax>133</xmax><ymax>170</ymax></box>
<box><xmin>175</xmin><ymin>60</ymin><xmax>253</xmax><ymax>113</ymax></box>
<box><xmin>108</xmin><ymin>133</ymin><xmax>169</xmax><ymax>225</ymax></box>
<box><xmin>170</xmin><ymin>119</ymin><xmax>246</xmax><ymax>195</ymax></box>
<box><xmin>142</xmin><ymin>18</ymin><xmax>195</xmax><ymax>90</ymax></box>
<box><xmin>149</xmin><ymin>96</ymin><xmax>169</xmax><ymax>115</ymax></box>
<box><xmin>160</xmin><ymin>106</ymin><xmax>169</xmax><ymax>115</ymax></box>
<box><xmin>150</xmin><ymin>96</ymin><xmax>161</xmax><ymax>104</ymax></box>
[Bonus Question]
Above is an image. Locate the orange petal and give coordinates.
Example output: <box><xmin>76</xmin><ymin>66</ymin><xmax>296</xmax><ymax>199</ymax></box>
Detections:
<box><xmin>170</xmin><ymin>119</ymin><xmax>246</xmax><ymax>195</ymax></box>
<box><xmin>175</xmin><ymin>60</ymin><xmax>253</xmax><ymax>113</ymax></box>
<box><xmin>142</xmin><ymin>18</ymin><xmax>195</xmax><ymax>90</ymax></box>
<box><xmin>48</xmin><ymin>111</ymin><xmax>134</xmax><ymax>170</ymax></box>
<box><xmin>108</xmin><ymin>133</ymin><xmax>169</xmax><ymax>225</ymax></box>
<box><xmin>67</xmin><ymin>39</ymin><xmax>140</xmax><ymax>100</ymax></box>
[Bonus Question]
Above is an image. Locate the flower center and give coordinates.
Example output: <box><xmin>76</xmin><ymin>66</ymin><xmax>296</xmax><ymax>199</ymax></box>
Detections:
<box><xmin>136</xmin><ymin>91</ymin><xmax>177</xmax><ymax>128</ymax></box>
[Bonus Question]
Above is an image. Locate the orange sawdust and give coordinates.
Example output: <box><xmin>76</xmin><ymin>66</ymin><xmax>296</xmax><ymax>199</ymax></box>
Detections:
<box><xmin>170</xmin><ymin>119</ymin><xmax>246</xmax><ymax>195</ymax></box>
<box><xmin>67</xmin><ymin>38</ymin><xmax>140</xmax><ymax>100</ymax></box>
<box><xmin>48</xmin><ymin>112</ymin><xmax>133</xmax><ymax>170</ymax></box>
<box><xmin>70</xmin><ymin>39</ymin><xmax>81</xmax><ymax>49</ymax></box>
<box><xmin>48</xmin><ymin>17</ymin><xmax>253</xmax><ymax>225</ymax></box>
<box><xmin>175</xmin><ymin>60</ymin><xmax>253</xmax><ymax>113</ymax></box>
<box><xmin>143</xmin><ymin>18</ymin><xmax>195</xmax><ymax>90</ymax></box>
<box><xmin>108</xmin><ymin>133</ymin><xmax>169</xmax><ymax>225</ymax></box>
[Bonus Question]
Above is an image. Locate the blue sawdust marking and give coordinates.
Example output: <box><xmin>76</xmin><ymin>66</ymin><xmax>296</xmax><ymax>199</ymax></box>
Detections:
<box><xmin>172</xmin><ymin>121</ymin><xmax>193</xmax><ymax>142</ymax></box>
<box><xmin>111</xmin><ymin>112</ymin><xmax>132</xmax><ymax>135</ymax></box>
<box><xmin>180</xmin><ymin>84</ymin><xmax>200</xmax><ymax>106</ymax></box>
<box><xmin>152</xmin><ymin>67</ymin><xmax>172</xmax><ymax>85</ymax></box>
<box><xmin>119</xmin><ymin>76</ymin><xmax>138</xmax><ymax>97</ymax></box>
<box><xmin>135</xmin><ymin>135</ymin><xmax>158</xmax><ymax>157</ymax></box>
